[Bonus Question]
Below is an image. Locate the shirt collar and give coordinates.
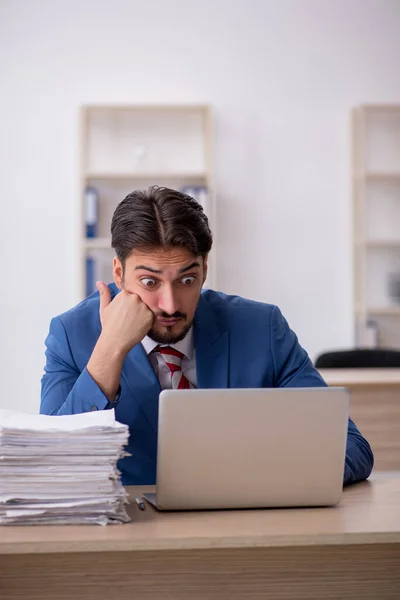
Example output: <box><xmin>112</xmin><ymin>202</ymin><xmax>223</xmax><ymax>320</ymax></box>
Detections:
<box><xmin>141</xmin><ymin>326</ymin><xmax>194</xmax><ymax>360</ymax></box>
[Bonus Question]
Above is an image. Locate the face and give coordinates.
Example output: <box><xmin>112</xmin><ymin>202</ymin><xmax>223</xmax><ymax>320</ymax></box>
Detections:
<box><xmin>113</xmin><ymin>246</ymin><xmax>208</xmax><ymax>344</ymax></box>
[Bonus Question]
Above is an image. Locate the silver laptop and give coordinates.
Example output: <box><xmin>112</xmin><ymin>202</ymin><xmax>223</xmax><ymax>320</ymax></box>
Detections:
<box><xmin>143</xmin><ymin>387</ymin><xmax>349</xmax><ymax>511</ymax></box>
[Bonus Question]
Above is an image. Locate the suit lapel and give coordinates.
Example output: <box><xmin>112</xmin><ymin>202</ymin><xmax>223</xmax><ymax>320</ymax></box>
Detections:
<box><xmin>194</xmin><ymin>295</ymin><xmax>229</xmax><ymax>389</ymax></box>
<box><xmin>121</xmin><ymin>343</ymin><xmax>161</xmax><ymax>433</ymax></box>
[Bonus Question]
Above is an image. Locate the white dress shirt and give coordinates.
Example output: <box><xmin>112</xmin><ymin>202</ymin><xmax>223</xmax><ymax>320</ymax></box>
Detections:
<box><xmin>141</xmin><ymin>327</ymin><xmax>197</xmax><ymax>389</ymax></box>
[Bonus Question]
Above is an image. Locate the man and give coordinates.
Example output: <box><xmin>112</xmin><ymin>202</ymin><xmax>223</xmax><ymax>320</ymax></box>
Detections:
<box><xmin>41</xmin><ymin>186</ymin><xmax>373</xmax><ymax>486</ymax></box>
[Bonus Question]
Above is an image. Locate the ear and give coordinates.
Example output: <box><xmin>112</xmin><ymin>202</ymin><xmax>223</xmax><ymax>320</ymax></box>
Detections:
<box><xmin>113</xmin><ymin>256</ymin><xmax>123</xmax><ymax>289</ymax></box>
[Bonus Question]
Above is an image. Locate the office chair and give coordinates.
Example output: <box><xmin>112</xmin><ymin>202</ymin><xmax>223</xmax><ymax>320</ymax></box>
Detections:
<box><xmin>315</xmin><ymin>348</ymin><xmax>400</xmax><ymax>369</ymax></box>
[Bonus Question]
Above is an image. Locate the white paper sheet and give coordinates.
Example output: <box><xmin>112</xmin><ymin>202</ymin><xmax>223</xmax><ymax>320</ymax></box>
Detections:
<box><xmin>0</xmin><ymin>408</ymin><xmax>124</xmax><ymax>431</ymax></box>
<box><xmin>0</xmin><ymin>408</ymin><xmax>130</xmax><ymax>525</ymax></box>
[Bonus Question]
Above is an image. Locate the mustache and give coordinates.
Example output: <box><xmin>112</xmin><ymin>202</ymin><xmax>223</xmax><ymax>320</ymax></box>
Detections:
<box><xmin>156</xmin><ymin>312</ymin><xmax>187</xmax><ymax>320</ymax></box>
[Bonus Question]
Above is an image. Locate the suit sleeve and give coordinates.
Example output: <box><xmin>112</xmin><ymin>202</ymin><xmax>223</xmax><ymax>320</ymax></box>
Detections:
<box><xmin>40</xmin><ymin>316</ymin><xmax>116</xmax><ymax>415</ymax></box>
<box><xmin>270</xmin><ymin>305</ymin><xmax>374</xmax><ymax>486</ymax></box>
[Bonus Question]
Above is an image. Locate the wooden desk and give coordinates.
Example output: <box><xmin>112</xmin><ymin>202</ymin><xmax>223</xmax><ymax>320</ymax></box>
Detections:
<box><xmin>1</xmin><ymin>475</ymin><xmax>400</xmax><ymax>599</ymax></box>
<box><xmin>318</xmin><ymin>368</ymin><xmax>400</xmax><ymax>471</ymax></box>
<box><xmin>318</xmin><ymin>368</ymin><xmax>400</xmax><ymax>387</ymax></box>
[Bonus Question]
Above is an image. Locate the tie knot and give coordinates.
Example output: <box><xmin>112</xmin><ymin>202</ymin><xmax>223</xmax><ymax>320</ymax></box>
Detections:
<box><xmin>154</xmin><ymin>346</ymin><xmax>185</xmax><ymax>373</ymax></box>
<box><xmin>153</xmin><ymin>346</ymin><xmax>192</xmax><ymax>389</ymax></box>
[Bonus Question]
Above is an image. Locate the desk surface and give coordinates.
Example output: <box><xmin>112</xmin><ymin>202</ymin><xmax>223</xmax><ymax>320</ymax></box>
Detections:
<box><xmin>1</xmin><ymin>474</ymin><xmax>400</xmax><ymax>556</ymax></box>
<box><xmin>318</xmin><ymin>368</ymin><xmax>400</xmax><ymax>386</ymax></box>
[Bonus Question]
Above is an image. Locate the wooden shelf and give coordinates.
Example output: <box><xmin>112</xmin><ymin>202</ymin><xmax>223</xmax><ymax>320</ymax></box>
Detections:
<box><xmin>83</xmin><ymin>238</ymin><xmax>112</xmax><ymax>250</ymax></box>
<box><xmin>365</xmin><ymin>241</ymin><xmax>400</xmax><ymax>248</ymax></box>
<box><xmin>353</xmin><ymin>104</ymin><xmax>400</xmax><ymax>348</ymax></box>
<box><xmin>84</xmin><ymin>172</ymin><xmax>208</xmax><ymax>182</ymax></box>
<box><xmin>365</xmin><ymin>173</ymin><xmax>400</xmax><ymax>182</ymax></box>
<box><xmin>80</xmin><ymin>104</ymin><xmax>215</xmax><ymax>298</ymax></box>
<box><xmin>83</xmin><ymin>104</ymin><xmax>210</xmax><ymax>112</ymax></box>
<box><xmin>366</xmin><ymin>307</ymin><xmax>400</xmax><ymax>316</ymax></box>
<box><xmin>362</xmin><ymin>104</ymin><xmax>400</xmax><ymax>113</ymax></box>
<box><xmin>355</xmin><ymin>240</ymin><xmax>400</xmax><ymax>247</ymax></box>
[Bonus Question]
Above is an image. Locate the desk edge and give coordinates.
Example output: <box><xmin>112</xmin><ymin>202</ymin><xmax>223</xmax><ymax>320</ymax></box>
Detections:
<box><xmin>1</xmin><ymin>531</ymin><xmax>400</xmax><ymax>556</ymax></box>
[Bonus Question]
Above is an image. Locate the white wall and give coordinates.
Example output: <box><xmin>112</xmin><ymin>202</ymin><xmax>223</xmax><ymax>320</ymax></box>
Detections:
<box><xmin>1</xmin><ymin>0</ymin><xmax>400</xmax><ymax>412</ymax></box>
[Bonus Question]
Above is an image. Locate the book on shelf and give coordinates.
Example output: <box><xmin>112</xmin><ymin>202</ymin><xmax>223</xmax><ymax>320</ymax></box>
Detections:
<box><xmin>85</xmin><ymin>186</ymin><xmax>98</xmax><ymax>238</ymax></box>
<box><xmin>86</xmin><ymin>256</ymin><xmax>96</xmax><ymax>297</ymax></box>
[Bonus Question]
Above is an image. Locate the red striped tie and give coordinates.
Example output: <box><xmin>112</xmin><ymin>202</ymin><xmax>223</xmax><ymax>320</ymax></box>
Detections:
<box><xmin>154</xmin><ymin>346</ymin><xmax>192</xmax><ymax>389</ymax></box>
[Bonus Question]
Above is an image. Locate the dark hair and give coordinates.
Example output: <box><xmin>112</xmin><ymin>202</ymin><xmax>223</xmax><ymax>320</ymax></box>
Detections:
<box><xmin>111</xmin><ymin>186</ymin><xmax>213</xmax><ymax>265</ymax></box>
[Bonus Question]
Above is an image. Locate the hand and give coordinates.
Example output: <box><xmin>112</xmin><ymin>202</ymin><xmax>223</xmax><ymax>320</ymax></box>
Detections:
<box><xmin>96</xmin><ymin>281</ymin><xmax>154</xmax><ymax>356</ymax></box>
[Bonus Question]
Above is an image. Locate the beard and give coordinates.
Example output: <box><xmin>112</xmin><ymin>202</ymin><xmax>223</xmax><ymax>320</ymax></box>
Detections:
<box><xmin>147</xmin><ymin>318</ymin><xmax>192</xmax><ymax>345</ymax></box>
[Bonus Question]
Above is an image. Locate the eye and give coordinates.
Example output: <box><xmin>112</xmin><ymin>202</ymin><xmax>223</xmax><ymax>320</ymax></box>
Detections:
<box><xmin>181</xmin><ymin>276</ymin><xmax>196</xmax><ymax>286</ymax></box>
<box><xmin>141</xmin><ymin>277</ymin><xmax>158</xmax><ymax>288</ymax></box>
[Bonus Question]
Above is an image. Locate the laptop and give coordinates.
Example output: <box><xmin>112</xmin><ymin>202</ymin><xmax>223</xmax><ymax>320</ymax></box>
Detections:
<box><xmin>143</xmin><ymin>387</ymin><xmax>349</xmax><ymax>511</ymax></box>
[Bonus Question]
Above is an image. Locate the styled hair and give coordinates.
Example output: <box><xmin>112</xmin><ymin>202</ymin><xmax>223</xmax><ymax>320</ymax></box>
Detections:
<box><xmin>111</xmin><ymin>186</ymin><xmax>213</xmax><ymax>265</ymax></box>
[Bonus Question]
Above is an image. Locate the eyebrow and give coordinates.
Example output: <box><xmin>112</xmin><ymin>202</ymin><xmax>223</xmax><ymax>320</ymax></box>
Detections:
<box><xmin>135</xmin><ymin>261</ymin><xmax>201</xmax><ymax>275</ymax></box>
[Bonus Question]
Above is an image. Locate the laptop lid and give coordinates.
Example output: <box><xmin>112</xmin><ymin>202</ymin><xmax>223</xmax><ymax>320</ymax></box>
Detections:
<box><xmin>152</xmin><ymin>387</ymin><xmax>349</xmax><ymax>510</ymax></box>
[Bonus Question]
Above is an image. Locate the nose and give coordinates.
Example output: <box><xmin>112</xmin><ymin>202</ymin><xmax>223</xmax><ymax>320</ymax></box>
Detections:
<box><xmin>157</xmin><ymin>284</ymin><xmax>180</xmax><ymax>316</ymax></box>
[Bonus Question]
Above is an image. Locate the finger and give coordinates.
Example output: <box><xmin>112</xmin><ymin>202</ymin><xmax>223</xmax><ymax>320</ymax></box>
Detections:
<box><xmin>96</xmin><ymin>281</ymin><xmax>111</xmax><ymax>314</ymax></box>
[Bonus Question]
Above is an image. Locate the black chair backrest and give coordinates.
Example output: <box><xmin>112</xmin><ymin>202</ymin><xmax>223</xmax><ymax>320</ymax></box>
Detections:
<box><xmin>315</xmin><ymin>349</ymin><xmax>400</xmax><ymax>369</ymax></box>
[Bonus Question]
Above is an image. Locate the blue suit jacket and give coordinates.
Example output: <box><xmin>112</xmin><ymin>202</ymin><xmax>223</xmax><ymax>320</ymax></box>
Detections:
<box><xmin>41</xmin><ymin>285</ymin><xmax>373</xmax><ymax>486</ymax></box>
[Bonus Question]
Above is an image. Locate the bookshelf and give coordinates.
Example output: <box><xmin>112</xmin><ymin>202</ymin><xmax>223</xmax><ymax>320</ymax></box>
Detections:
<box><xmin>352</xmin><ymin>104</ymin><xmax>400</xmax><ymax>348</ymax></box>
<box><xmin>79</xmin><ymin>105</ymin><xmax>215</xmax><ymax>298</ymax></box>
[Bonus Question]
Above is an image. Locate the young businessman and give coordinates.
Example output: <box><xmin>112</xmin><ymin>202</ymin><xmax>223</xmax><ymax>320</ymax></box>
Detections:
<box><xmin>41</xmin><ymin>186</ymin><xmax>374</xmax><ymax>485</ymax></box>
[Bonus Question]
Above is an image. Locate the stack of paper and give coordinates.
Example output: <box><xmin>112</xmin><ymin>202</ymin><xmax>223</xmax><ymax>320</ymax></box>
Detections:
<box><xmin>0</xmin><ymin>408</ymin><xmax>130</xmax><ymax>525</ymax></box>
